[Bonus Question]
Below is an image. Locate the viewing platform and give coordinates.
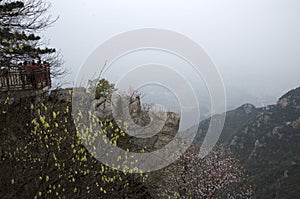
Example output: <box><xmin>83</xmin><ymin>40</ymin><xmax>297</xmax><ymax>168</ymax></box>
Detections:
<box><xmin>0</xmin><ymin>66</ymin><xmax>51</xmax><ymax>92</ymax></box>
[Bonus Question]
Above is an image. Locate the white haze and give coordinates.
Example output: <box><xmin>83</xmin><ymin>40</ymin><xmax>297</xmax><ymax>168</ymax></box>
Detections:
<box><xmin>44</xmin><ymin>0</ymin><xmax>300</xmax><ymax>116</ymax></box>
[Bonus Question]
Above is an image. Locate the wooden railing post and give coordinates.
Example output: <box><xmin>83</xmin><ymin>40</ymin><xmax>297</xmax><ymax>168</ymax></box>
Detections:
<box><xmin>6</xmin><ymin>71</ymin><xmax>10</xmax><ymax>90</ymax></box>
<box><xmin>47</xmin><ymin>67</ymin><xmax>51</xmax><ymax>87</ymax></box>
<box><xmin>1</xmin><ymin>66</ymin><xmax>51</xmax><ymax>91</ymax></box>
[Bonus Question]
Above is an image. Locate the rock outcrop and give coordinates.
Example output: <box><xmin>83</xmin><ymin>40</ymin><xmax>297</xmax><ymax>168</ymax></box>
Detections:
<box><xmin>93</xmin><ymin>93</ymin><xmax>180</xmax><ymax>152</ymax></box>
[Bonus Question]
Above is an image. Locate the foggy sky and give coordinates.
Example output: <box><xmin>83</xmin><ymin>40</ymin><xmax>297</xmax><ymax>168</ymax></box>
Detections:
<box><xmin>44</xmin><ymin>0</ymin><xmax>300</xmax><ymax>107</ymax></box>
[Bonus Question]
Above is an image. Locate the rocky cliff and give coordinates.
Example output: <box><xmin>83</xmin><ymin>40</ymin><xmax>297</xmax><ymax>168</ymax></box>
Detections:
<box><xmin>93</xmin><ymin>93</ymin><xmax>180</xmax><ymax>152</ymax></box>
<box><xmin>197</xmin><ymin>87</ymin><xmax>300</xmax><ymax>198</ymax></box>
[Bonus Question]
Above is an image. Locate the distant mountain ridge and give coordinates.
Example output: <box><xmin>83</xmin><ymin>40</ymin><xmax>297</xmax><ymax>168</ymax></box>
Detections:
<box><xmin>195</xmin><ymin>87</ymin><xmax>300</xmax><ymax>198</ymax></box>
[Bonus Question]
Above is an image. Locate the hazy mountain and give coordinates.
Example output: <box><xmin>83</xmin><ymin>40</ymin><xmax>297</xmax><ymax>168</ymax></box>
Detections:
<box><xmin>195</xmin><ymin>87</ymin><xmax>300</xmax><ymax>198</ymax></box>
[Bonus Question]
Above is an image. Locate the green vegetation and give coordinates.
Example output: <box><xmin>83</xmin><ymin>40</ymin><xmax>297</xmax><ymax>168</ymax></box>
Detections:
<box><xmin>88</xmin><ymin>78</ymin><xmax>116</xmax><ymax>99</ymax></box>
<box><xmin>0</xmin><ymin>90</ymin><xmax>150</xmax><ymax>198</ymax></box>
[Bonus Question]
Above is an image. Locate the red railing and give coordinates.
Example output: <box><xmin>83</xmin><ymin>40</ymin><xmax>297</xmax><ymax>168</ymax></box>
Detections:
<box><xmin>0</xmin><ymin>67</ymin><xmax>51</xmax><ymax>91</ymax></box>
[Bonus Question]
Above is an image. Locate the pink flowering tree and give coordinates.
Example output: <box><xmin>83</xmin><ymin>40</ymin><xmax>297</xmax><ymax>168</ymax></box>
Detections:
<box><xmin>159</xmin><ymin>144</ymin><xmax>253</xmax><ymax>198</ymax></box>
